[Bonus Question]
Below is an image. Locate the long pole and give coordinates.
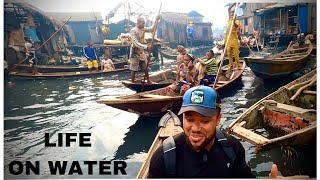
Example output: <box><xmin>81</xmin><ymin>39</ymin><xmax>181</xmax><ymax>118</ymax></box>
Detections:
<box><xmin>141</xmin><ymin>3</ymin><xmax>162</xmax><ymax>92</ymax></box>
<box><xmin>213</xmin><ymin>3</ymin><xmax>238</xmax><ymax>87</ymax></box>
<box><xmin>7</xmin><ymin>16</ymin><xmax>72</xmax><ymax>73</ymax></box>
<box><xmin>253</xmin><ymin>28</ymin><xmax>260</xmax><ymax>52</ymax></box>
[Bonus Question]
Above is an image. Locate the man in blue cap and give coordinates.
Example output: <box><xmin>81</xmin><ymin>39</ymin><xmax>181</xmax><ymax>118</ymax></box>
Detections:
<box><xmin>148</xmin><ymin>86</ymin><xmax>278</xmax><ymax>178</ymax></box>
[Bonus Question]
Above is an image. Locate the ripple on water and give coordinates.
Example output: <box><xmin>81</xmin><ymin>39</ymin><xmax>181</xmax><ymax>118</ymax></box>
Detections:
<box><xmin>44</xmin><ymin>98</ymin><xmax>55</xmax><ymax>102</ymax></box>
<box><xmin>22</xmin><ymin>103</ymin><xmax>63</xmax><ymax>109</ymax></box>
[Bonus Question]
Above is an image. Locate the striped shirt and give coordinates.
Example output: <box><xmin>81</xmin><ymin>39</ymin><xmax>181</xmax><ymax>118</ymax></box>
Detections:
<box><xmin>83</xmin><ymin>46</ymin><xmax>98</xmax><ymax>60</ymax></box>
<box><xmin>203</xmin><ymin>57</ymin><xmax>218</xmax><ymax>75</ymax></box>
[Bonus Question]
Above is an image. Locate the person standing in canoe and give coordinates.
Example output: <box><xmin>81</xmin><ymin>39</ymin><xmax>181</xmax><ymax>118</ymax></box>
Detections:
<box><xmin>129</xmin><ymin>15</ymin><xmax>160</xmax><ymax>83</ymax></box>
<box><xmin>83</xmin><ymin>41</ymin><xmax>99</xmax><ymax>72</ymax></box>
<box><xmin>225</xmin><ymin>3</ymin><xmax>241</xmax><ymax>70</ymax></box>
<box><xmin>24</xmin><ymin>37</ymin><xmax>40</xmax><ymax>75</ymax></box>
<box><xmin>148</xmin><ymin>86</ymin><xmax>280</xmax><ymax>178</ymax></box>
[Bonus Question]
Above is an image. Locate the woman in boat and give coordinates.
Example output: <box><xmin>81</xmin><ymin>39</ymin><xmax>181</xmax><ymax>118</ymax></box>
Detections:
<box><xmin>165</xmin><ymin>54</ymin><xmax>196</xmax><ymax>96</ymax></box>
<box><xmin>102</xmin><ymin>54</ymin><xmax>115</xmax><ymax>72</ymax></box>
<box><xmin>176</xmin><ymin>45</ymin><xmax>187</xmax><ymax>67</ymax></box>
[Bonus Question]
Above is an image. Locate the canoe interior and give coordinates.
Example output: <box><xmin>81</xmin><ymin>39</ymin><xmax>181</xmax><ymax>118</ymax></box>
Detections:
<box><xmin>136</xmin><ymin>111</ymin><xmax>183</xmax><ymax>179</ymax></box>
<box><xmin>244</xmin><ymin>41</ymin><xmax>313</xmax><ymax>78</ymax></box>
<box><xmin>129</xmin><ymin>70</ymin><xmax>176</xmax><ymax>84</ymax></box>
<box><xmin>228</xmin><ymin>69</ymin><xmax>316</xmax><ymax>152</ymax></box>
<box><xmin>122</xmin><ymin>70</ymin><xmax>177</xmax><ymax>92</ymax></box>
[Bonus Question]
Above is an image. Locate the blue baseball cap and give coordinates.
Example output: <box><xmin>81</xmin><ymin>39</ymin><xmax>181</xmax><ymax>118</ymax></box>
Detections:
<box><xmin>178</xmin><ymin>86</ymin><xmax>221</xmax><ymax>117</ymax></box>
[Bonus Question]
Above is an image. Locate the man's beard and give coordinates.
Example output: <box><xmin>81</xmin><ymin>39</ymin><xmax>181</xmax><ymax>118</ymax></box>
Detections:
<box><xmin>185</xmin><ymin>132</ymin><xmax>215</xmax><ymax>151</ymax></box>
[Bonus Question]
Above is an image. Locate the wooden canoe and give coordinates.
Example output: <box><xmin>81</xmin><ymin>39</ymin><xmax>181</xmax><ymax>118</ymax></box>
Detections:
<box><xmin>227</xmin><ymin>69</ymin><xmax>316</xmax><ymax>153</ymax></box>
<box><xmin>160</xmin><ymin>45</ymin><xmax>178</xmax><ymax>60</ymax></box>
<box><xmin>136</xmin><ymin>110</ymin><xmax>183</xmax><ymax>178</ymax></box>
<box><xmin>244</xmin><ymin>41</ymin><xmax>313</xmax><ymax>79</ymax></box>
<box><xmin>8</xmin><ymin>67</ymin><xmax>130</xmax><ymax>79</ymax></box>
<box><xmin>122</xmin><ymin>70</ymin><xmax>176</xmax><ymax>92</ymax></box>
<box><xmin>97</xmin><ymin>60</ymin><xmax>246</xmax><ymax>116</ymax></box>
<box><xmin>14</xmin><ymin>60</ymin><xmax>128</xmax><ymax>73</ymax></box>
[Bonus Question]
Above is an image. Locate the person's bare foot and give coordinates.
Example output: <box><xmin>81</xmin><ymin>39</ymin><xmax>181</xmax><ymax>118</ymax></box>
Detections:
<box><xmin>236</xmin><ymin>66</ymin><xmax>243</xmax><ymax>70</ymax></box>
<box><xmin>147</xmin><ymin>81</ymin><xmax>154</xmax><ymax>84</ymax></box>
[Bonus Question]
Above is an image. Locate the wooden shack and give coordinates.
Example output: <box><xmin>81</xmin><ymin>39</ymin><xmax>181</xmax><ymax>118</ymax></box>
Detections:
<box><xmin>4</xmin><ymin>3</ymin><xmax>69</xmax><ymax>66</ymax></box>
<box><xmin>157</xmin><ymin>11</ymin><xmax>212</xmax><ymax>47</ymax></box>
<box><xmin>48</xmin><ymin>12</ymin><xmax>105</xmax><ymax>45</ymax></box>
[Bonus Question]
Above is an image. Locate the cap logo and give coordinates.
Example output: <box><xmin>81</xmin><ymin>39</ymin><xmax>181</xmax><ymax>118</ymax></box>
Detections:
<box><xmin>190</xmin><ymin>90</ymin><xmax>204</xmax><ymax>104</ymax></box>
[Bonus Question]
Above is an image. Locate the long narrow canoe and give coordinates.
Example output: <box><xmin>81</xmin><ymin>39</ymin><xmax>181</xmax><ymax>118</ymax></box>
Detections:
<box><xmin>14</xmin><ymin>60</ymin><xmax>128</xmax><ymax>73</ymax></box>
<box><xmin>227</xmin><ymin>69</ymin><xmax>316</xmax><ymax>153</ymax></box>
<box><xmin>244</xmin><ymin>41</ymin><xmax>313</xmax><ymax>79</ymax></box>
<box><xmin>8</xmin><ymin>67</ymin><xmax>129</xmax><ymax>79</ymax></box>
<box><xmin>136</xmin><ymin>111</ymin><xmax>183</xmax><ymax>178</ymax></box>
<box><xmin>122</xmin><ymin>70</ymin><xmax>176</xmax><ymax>92</ymax></box>
<box><xmin>98</xmin><ymin>61</ymin><xmax>246</xmax><ymax>116</ymax></box>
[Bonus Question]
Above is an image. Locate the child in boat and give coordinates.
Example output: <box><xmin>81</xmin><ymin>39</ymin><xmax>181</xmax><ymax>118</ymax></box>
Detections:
<box><xmin>196</xmin><ymin>50</ymin><xmax>219</xmax><ymax>86</ymax></box>
<box><xmin>102</xmin><ymin>55</ymin><xmax>115</xmax><ymax>72</ymax></box>
<box><xmin>83</xmin><ymin>41</ymin><xmax>99</xmax><ymax>72</ymax></box>
<box><xmin>165</xmin><ymin>54</ymin><xmax>196</xmax><ymax>96</ymax></box>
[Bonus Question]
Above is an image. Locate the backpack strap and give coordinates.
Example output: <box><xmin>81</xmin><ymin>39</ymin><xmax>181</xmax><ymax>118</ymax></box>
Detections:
<box><xmin>216</xmin><ymin>128</ymin><xmax>236</xmax><ymax>167</ymax></box>
<box><xmin>163</xmin><ymin>136</ymin><xmax>176</xmax><ymax>175</ymax></box>
<box><xmin>162</xmin><ymin>129</ymin><xmax>236</xmax><ymax>176</ymax></box>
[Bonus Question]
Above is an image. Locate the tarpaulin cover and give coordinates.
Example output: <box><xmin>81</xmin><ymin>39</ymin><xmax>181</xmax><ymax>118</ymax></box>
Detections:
<box><xmin>24</xmin><ymin>29</ymin><xmax>40</xmax><ymax>42</ymax></box>
<box><xmin>298</xmin><ymin>5</ymin><xmax>308</xmax><ymax>33</ymax></box>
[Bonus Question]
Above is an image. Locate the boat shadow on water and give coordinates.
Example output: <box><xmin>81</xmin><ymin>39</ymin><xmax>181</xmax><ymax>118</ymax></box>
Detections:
<box><xmin>112</xmin><ymin>116</ymin><xmax>161</xmax><ymax>161</ymax></box>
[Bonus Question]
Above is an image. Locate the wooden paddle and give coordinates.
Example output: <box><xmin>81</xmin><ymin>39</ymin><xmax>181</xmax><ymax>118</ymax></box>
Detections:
<box><xmin>213</xmin><ymin>3</ymin><xmax>239</xmax><ymax>87</ymax></box>
<box><xmin>141</xmin><ymin>3</ymin><xmax>162</xmax><ymax>92</ymax></box>
<box><xmin>7</xmin><ymin>16</ymin><xmax>72</xmax><ymax>73</ymax></box>
<box><xmin>253</xmin><ymin>28</ymin><xmax>260</xmax><ymax>52</ymax></box>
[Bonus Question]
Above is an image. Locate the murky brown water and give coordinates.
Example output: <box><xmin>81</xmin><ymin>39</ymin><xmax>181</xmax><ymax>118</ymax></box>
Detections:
<box><xmin>4</xmin><ymin>52</ymin><xmax>316</xmax><ymax>178</ymax></box>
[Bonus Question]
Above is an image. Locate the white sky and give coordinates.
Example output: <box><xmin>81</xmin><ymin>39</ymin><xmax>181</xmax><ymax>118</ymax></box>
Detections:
<box><xmin>7</xmin><ymin>0</ymin><xmax>230</xmax><ymax>29</ymax></box>
<box><xmin>5</xmin><ymin>0</ymin><xmax>317</xmax><ymax>29</ymax></box>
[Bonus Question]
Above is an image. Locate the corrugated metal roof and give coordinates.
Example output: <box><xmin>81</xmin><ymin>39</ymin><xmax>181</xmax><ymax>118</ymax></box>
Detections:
<box><xmin>187</xmin><ymin>10</ymin><xmax>204</xmax><ymax>17</ymax></box>
<box><xmin>254</xmin><ymin>3</ymin><xmax>298</xmax><ymax>13</ymax></box>
<box><xmin>161</xmin><ymin>12</ymin><xmax>189</xmax><ymax>23</ymax></box>
<box><xmin>47</xmin><ymin>12</ymin><xmax>103</xmax><ymax>22</ymax></box>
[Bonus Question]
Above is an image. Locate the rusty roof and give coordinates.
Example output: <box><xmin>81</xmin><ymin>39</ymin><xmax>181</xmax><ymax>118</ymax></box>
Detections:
<box><xmin>47</xmin><ymin>12</ymin><xmax>103</xmax><ymax>22</ymax></box>
<box><xmin>161</xmin><ymin>12</ymin><xmax>189</xmax><ymax>24</ymax></box>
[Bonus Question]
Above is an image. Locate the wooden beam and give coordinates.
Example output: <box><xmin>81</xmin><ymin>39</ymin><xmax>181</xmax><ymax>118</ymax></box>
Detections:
<box><xmin>281</xmin><ymin>52</ymin><xmax>308</xmax><ymax>57</ymax></box>
<box><xmin>275</xmin><ymin>56</ymin><xmax>304</xmax><ymax>60</ymax></box>
<box><xmin>303</xmin><ymin>90</ymin><xmax>316</xmax><ymax>95</ymax></box>
<box><xmin>231</xmin><ymin>124</ymin><xmax>269</xmax><ymax>145</ymax></box>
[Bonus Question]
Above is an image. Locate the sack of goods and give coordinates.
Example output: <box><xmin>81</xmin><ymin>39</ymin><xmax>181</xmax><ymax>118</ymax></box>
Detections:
<box><xmin>103</xmin><ymin>39</ymin><xmax>122</xmax><ymax>45</ymax></box>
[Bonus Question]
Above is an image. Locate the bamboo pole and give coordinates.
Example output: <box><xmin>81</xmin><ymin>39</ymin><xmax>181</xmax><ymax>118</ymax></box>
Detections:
<box><xmin>290</xmin><ymin>76</ymin><xmax>316</xmax><ymax>101</ymax></box>
<box><xmin>213</xmin><ymin>3</ymin><xmax>239</xmax><ymax>87</ymax></box>
<box><xmin>141</xmin><ymin>3</ymin><xmax>162</xmax><ymax>92</ymax></box>
<box><xmin>7</xmin><ymin>16</ymin><xmax>72</xmax><ymax>73</ymax></box>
